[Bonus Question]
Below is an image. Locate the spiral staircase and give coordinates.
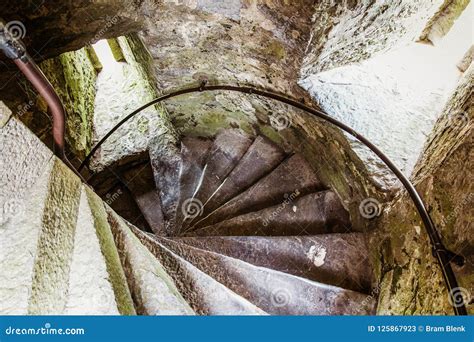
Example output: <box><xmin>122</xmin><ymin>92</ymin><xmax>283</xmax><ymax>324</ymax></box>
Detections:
<box><xmin>114</xmin><ymin>128</ymin><xmax>377</xmax><ymax>315</ymax></box>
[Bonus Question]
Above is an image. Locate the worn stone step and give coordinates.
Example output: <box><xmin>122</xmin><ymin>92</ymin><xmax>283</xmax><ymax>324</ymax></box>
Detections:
<box><xmin>190</xmin><ymin>191</ymin><xmax>351</xmax><ymax>237</ymax></box>
<box><xmin>0</xmin><ymin>117</ymin><xmax>137</xmax><ymax>315</ymax></box>
<box><xmin>0</xmin><ymin>118</ymin><xmax>54</xmax><ymax>314</ymax></box>
<box><xmin>149</xmin><ymin>139</ymin><xmax>182</xmax><ymax>231</ymax></box>
<box><xmin>65</xmin><ymin>187</ymin><xmax>132</xmax><ymax>315</ymax></box>
<box><xmin>107</xmin><ymin>208</ymin><xmax>194</xmax><ymax>315</ymax></box>
<box><xmin>156</xmin><ymin>237</ymin><xmax>376</xmax><ymax>315</ymax></box>
<box><xmin>181</xmin><ymin>129</ymin><xmax>253</xmax><ymax>229</ymax></box>
<box><xmin>199</xmin><ymin>135</ymin><xmax>286</xmax><ymax>221</ymax></box>
<box><xmin>120</xmin><ymin>162</ymin><xmax>165</xmax><ymax>235</ymax></box>
<box><xmin>0</xmin><ymin>118</ymin><xmax>136</xmax><ymax>315</ymax></box>
<box><xmin>190</xmin><ymin>154</ymin><xmax>324</xmax><ymax>230</ymax></box>
<box><xmin>132</xmin><ymin>227</ymin><xmax>266</xmax><ymax>315</ymax></box>
<box><xmin>174</xmin><ymin>137</ymin><xmax>212</xmax><ymax>231</ymax></box>
<box><xmin>172</xmin><ymin>234</ymin><xmax>372</xmax><ymax>292</ymax></box>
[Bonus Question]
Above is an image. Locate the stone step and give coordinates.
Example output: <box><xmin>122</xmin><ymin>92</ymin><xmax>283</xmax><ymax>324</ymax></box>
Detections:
<box><xmin>107</xmin><ymin>208</ymin><xmax>195</xmax><ymax>315</ymax></box>
<box><xmin>149</xmin><ymin>140</ymin><xmax>182</xmax><ymax>230</ymax></box>
<box><xmin>83</xmin><ymin>187</ymin><xmax>137</xmax><ymax>315</ymax></box>
<box><xmin>0</xmin><ymin>118</ymin><xmax>135</xmax><ymax>315</ymax></box>
<box><xmin>181</xmin><ymin>129</ymin><xmax>253</xmax><ymax>229</ymax></box>
<box><xmin>120</xmin><ymin>162</ymin><xmax>165</xmax><ymax>236</ymax></box>
<box><xmin>172</xmin><ymin>234</ymin><xmax>372</xmax><ymax>292</ymax></box>
<box><xmin>65</xmin><ymin>187</ymin><xmax>133</xmax><ymax>315</ymax></box>
<box><xmin>0</xmin><ymin>118</ymin><xmax>54</xmax><ymax>314</ymax></box>
<box><xmin>156</xmin><ymin>237</ymin><xmax>376</xmax><ymax>315</ymax></box>
<box><xmin>199</xmin><ymin>135</ymin><xmax>286</xmax><ymax>220</ymax></box>
<box><xmin>190</xmin><ymin>154</ymin><xmax>325</xmax><ymax>230</ymax></box>
<box><xmin>190</xmin><ymin>191</ymin><xmax>351</xmax><ymax>237</ymax></box>
<box><xmin>132</xmin><ymin>227</ymin><xmax>266</xmax><ymax>315</ymax></box>
<box><xmin>174</xmin><ymin>137</ymin><xmax>212</xmax><ymax>231</ymax></box>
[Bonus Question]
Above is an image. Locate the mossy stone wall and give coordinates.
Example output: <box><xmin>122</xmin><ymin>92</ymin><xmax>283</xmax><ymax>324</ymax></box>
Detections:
<box><xmin>371</xmin><ymin>64</ymin><xmax>473</xmax><ymax>315</ymax></box>
<box><xmin>39</xmin><ymin>48</ymin><xmax>98</xmax><ymax>158</ymax></box>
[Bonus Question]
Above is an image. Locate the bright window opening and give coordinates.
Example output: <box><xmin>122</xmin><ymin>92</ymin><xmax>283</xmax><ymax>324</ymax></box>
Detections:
<box><xmin>92</xmin><ymin>39</ymin><xmax>119</xmax><ymax>70</ymax></box>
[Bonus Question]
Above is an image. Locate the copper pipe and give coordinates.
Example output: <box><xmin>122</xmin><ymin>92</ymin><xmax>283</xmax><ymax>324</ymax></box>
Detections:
<box><xmin>1</xmin><ymin>23</ymin><xmax>84</xmax><ymax>180</ymax></box>
<box><xmin>13</xmin><ymin>56</ymin><xmax>86</xmax><ymax>181</ymax></box>
<box><xmin>14</xmin><ymin>56</ymin><xmax>66</xmax><ymax>159</ymax></box>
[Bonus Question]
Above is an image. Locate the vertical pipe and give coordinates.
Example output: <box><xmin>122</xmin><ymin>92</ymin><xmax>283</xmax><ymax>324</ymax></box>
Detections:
<box><xmin>14</xmin><ymin>56</ymin><xmax>66</xmax><ymax>159</ymax></box>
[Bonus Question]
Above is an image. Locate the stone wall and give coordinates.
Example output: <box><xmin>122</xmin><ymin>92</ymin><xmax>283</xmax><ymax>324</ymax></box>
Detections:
<box><xmin>301</xmin><ymin>0</ymin><xmax>444</xmax><ymax>76</ymax></box>
<box><xmin>370</xmin><ymin>64</ymin><xmax>473</xmax><ymax>315</ymax></box>
<box><xmin>0</xmin><ymin>0</ymin><xmax>149</xmax><ymax>61</ymax></box>
<box><xmin>137</xmin><ymin>1</ymin><xmax>388</xmax><ymax>228</ymax></box>
<box><xmin>419</xmin><ymin>0</ymin><xmax>470</xmax><ymax>44</ymax></box>
<box><xmin>89</xmin><ymin>34</ymin><xmax>178</xmax><ymax>171</ymax></box>
<box><xmin>39</xmin><ymin>48</ymin><xmax>98</xmax><ymax>158</ymax></box>
<box><xmin>299</xmin><ymin>0</ymin><xmax>472</xmax><ymax>189</ymax></box>
<box><xmin>142</xmin><ymin>0</ymin><xmax>314</xmax><ymax>138</ymax></box>
<box><xmin>0</xmin><ymin>47</ymin><xmax>99</xmax><ymax>160</ymax></box>
<box><xmin>1</xmin><ymin>0</ymin><xmax>391</xmax><ymax>229</ymax></box>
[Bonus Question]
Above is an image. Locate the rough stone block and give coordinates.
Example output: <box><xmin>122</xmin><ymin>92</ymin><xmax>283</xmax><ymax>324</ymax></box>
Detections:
<box><xmin>107</xmin><ymin>209</ymin><xmax>194</xmax><ymax>315</ymax></box>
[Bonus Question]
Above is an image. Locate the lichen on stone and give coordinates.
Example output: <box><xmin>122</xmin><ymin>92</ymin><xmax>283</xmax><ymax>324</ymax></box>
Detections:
<box><xmin>38</xmin><ymin>47</ymin><xmax>98</xmax><ymax>158</ymax></box>
<box><xmin>85</xmin><ymin>187</ymin><xmax>136</xmax><ymax>315</ymax></box>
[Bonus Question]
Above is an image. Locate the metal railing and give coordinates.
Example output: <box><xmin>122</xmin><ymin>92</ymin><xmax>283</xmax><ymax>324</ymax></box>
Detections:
<box><xmin>79</xmin><ymin>82</ymin><xmax>467</xmax><ymax>315</ymax></box>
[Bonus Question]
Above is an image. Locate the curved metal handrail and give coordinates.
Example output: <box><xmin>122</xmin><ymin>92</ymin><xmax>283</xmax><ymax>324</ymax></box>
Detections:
<box><xmin>79</xmin><ymin>83</ymin><xmax>467</xmax><ymax>315</ymax></box>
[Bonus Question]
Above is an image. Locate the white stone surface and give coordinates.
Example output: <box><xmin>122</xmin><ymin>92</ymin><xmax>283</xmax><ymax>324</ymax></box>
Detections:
<box><xmin>0</xmin><ymin>101</ymin><xmax>12</xmax><ymax>128</ymax></box>
<box><xmin>302</xmin><ymin>0</ymin><xmax>444</xmax><ymax>75</ymax></box>
<box><xmin>0</xmin><ymin>117</ymin><xmax>53</xmax><ymax>314</ymax></box>
<box><xmin>307</xmin><ymin>244</ymin><xmax>327</xmax><ymax>267</ymax></box>
<box><xmin>0</xmin><ymin>159</ymin><xmax>53</xmax><ymax>314</ymax></box>
<box><xmin>0</xmin><ymin>117</ymin><xmax>129</xmax><ymax>315</ymax></box>
<box><xmin>300</xmin><ymin>42</ymin><xmax>463</xmax><ymax>188</ymax></box>
<box><xmin>109</xmin><ymin>211</ymin><xmax>194</xmax><ymax>315</ymax></box>
<box><xmin>0</xmin><ymin>117</ymin><xmax>53</xmax><ymax>208</ymax></box>
<box><xmin>64</xmin><ymin>187</ymin><xmax>120</xmax><ymax>315</ymax></box>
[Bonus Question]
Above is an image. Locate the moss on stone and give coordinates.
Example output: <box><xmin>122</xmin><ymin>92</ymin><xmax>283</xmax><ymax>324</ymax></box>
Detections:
<box><xmin>28</xmin><ymin>158</ymin><xmax>81</xmax><ymax>314</ymax></box>
<box><xmin>85</xmin><ymin>46</ymin><xmax>103</xmax><ymax>72</ymax></box>
<box><xmin>107</xmin><ymin>38</ymin><xmax>126</xmax><ymax>62</ymax></box>
<box><xmin>266</xmin><ymin>40</ymin><xmax>287</xmax><ymax>60</ymax></box>
<box><xmin>372</xmin><ymin>194</ymin><xmax>456</xmax><ymax>315</ymax></box>
<box><xmin>85</xmin><ymin>187</ymin><xmax>136</xmax><ymax>315</ymax></box>
<box><xmin>117</xmin><ymin>33</ymin><xmax>178</xmax><ymax>141</ymax></box>
<box><xmin>419</xmin><ymin>0</ymin><xmax>470</xmax><ymax>43</ymax></box>
<box><xmin>258</xmin><ymin>125</ymin><xmax>285</xmax><ymax>146</ymax></box>
<box><xmin>39</xmin><ymin>47</ymin><xmax>98</xmax><ymax>158</ymax></box>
